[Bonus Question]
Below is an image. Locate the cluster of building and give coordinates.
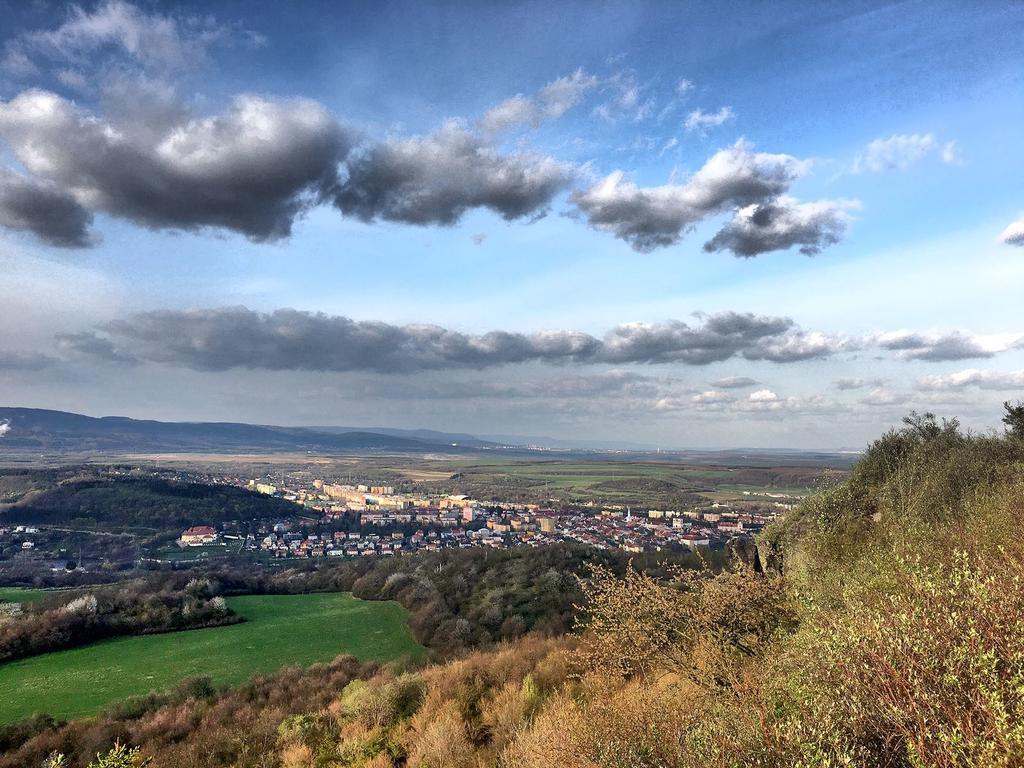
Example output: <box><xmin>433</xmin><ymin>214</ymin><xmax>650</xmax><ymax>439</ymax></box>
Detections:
<box><xmin>553</xmin><ymin>506</ymin><xmax>773</xmax><ymax>553</ymax></box>
<box><xmin>179</xmin><ymin>526</ymin><xmax>219</xmax><ymax>546</ymax></box>
<box><xmin>178</xmin><ymin>478</ymin><xmax>780</xmax><ymax>560</ymax></box>
<box><xmin>254</xmin><ymin>527</ymin><xmax>499</xmax><ymax>558</ymax></box>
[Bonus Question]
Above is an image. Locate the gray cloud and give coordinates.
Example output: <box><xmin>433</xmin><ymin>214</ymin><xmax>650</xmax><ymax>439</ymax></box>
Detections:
<box><xmin>334</xmin><ymin>121</ymin><xmax>574</xmax><ymax>226</ymax></box>
<box><xmin>0</xmin><ymin>350</ymin><xmax>62</xmax><ymax>371</ymax></box>
<box><xmin>859</xmin><ymin>387</ymin><xmax>911</xmax><ymax>407</ymax></box>
<box><xmin>711</xmin><ymin>376</ymin><xmax>758</xmax><ymax>389</ymax></box>
<box><xmin>599</xmin><ymin>313</ymin><xmax>844</xmax><ymax>365</ymax></box>
<box><xmin>834</xmin><ymin>377</ymin><xmax>886</xmax><ymax>391</ymax></box>
<box><xmin>479</xmin><ymin>69</ymin><xmax>597</xmax><ymax>134</ymax></box>
<box><xmin>55</xmin><ymin>332</ymin><xmax>138</xmax><ymax>364</ymax></box>
<box><xmin>873</xmin><ymin>331</ymin><xmax>999</xmax><ymax>362</ymax></box>
<box><xmin>999</xmin><ymin>213</ymin><xmax>1024</xmax><ymax>246</ymax></box>
<box><xmin>570</xmin><ymin>140</ymin><xmax>813</xmax><ymax>252</ymax></box>
<box><xmin>58</xmin><ymin>308</ymin><xmax>600</xmax><ymax>373</ymax></box>
<box><xmin>702</xmin><ymin>196</ymin><xmax>857</xmax><ymax>257</ymax></box>
<box><xmin>365</xmin><ymin>370</ymin><xmax>672</xmax><ymax>401</ymax></box>
<box><xmin>56</xmin><ymin>307</ymin><xmax>849</xmax><ymax>373</ymax></box>
<box><xmin>0</xmin><ymin>170</ymin><xmax>95</xmax><ymax>247</ymax></box>
<box><xmin>0</xmin><ymin>89</ymin><xmax>350</xmax><ymax>242</ymax></box>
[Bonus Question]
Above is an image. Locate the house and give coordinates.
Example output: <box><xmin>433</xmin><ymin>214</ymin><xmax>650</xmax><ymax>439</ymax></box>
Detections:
<box><xmin>679</xmin><ymin>532</ymin><xmax>711</xmax><ymax>549</ymax></box>
<box><xmin>180</xmin><ymin>526</ymin><xmax>219</xmax><ymax>546</ymax></box>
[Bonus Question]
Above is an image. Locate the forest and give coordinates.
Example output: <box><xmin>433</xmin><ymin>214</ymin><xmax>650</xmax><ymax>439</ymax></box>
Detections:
<box><xmin>2</xmin><ymin>474</ymin><xmax>300</xmax><ymax>530</ymax></box>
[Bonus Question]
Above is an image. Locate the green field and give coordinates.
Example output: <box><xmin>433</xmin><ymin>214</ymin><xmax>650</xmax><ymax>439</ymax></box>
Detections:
<box><xmin>154</xmin><ymin>543</ymin><xmax>234</xmax><ymax>562</ymax></box>
<box><xmin>0</xmin><ymin>587</ymin><xmax>57</xmax><ymax>604</ymax></box>
<box><xmin>0</xmin><ymin>593</ymin><xmax>424</xmax><ymax>723</ymax></box>
<box><xmin>439</xmin><ymin>458</ymin><xmax>827</xmax><ymax>503</ymax></box>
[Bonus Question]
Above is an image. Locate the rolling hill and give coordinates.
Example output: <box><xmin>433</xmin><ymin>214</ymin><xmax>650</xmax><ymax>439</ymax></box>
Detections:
<box><xmin>0</xmin><ymin>408</ymin><xmax>498</xmax><ymax>454</ymax></box>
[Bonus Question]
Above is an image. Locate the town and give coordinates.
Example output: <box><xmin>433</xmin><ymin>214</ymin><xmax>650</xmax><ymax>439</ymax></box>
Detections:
<box><xmin>0</xmin><ymin>461</ymin><xmax>809</xmax><ymax>576</ymax></box>
<box><xmin>171</xmin><ymin>472</ymin><xmax>787</xmax><ymax>560</ymax></box>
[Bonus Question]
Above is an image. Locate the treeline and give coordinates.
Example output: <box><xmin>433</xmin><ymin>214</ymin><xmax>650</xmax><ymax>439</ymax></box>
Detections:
<box><xmin>208</xmin><ymin>543</ymin><xmax>706</xmax><ymax>655</ymax></box>
<box><xmin>2</xmin><ymin>543</ymin><xmax>702</xmax><ymax>664</ymax></box>
<box><xmin>0</xmin><ymin>576</ymin><xmax>238</xmax><ymax>663</ymax></box>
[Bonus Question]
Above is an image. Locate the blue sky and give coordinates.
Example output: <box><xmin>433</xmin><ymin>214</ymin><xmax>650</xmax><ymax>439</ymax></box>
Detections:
<box><xmin>0</xmin><ymin>0</ymin><xmax>1022</xmax><ymax>448</ymax></box>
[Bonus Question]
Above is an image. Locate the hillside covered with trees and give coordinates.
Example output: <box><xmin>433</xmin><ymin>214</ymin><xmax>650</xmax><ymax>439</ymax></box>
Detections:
<box><xmin>4</xmin><ymin>407</ymin><xmax>1024</xmax><ymax>767</ymax></box>
<box><xmin>1</xmin><ymin>473</ymin><xmax>301</xmax><ymax>530</ymax></box>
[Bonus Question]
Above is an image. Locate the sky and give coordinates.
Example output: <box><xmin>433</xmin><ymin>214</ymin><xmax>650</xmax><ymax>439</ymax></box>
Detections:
<box><xmin>0</xmin><ymin>0</ymin><xmax>1022</xmax><ymax>449</ymax></box>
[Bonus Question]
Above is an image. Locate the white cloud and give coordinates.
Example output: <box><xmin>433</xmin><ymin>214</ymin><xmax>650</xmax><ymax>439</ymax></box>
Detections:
<box><xmin>592</xmin><ymin>71</ymin><xmax>654</xmax><ymax>123</ymax></box>
<box><xmin>15</xmin><ymin>0</ymin><xmax>232</xmax><ymax>72</ymax></box>
<box><xmin>479</xmin><ymin>69</ymin><xmax>597</xmax><ymax>134</ymax></box>
<box><xmin>683</xmin><ymin>106</ymin><xmax>735</xmax><ymax>134</ymax></box>
<box><xmin>834</xmin><ymin>377</ymin><xmax>886</xmax><ymax>391</ymax></box>
<box><xmin>917</xmin><ymin>369</ymin><xmax>1024</xmax><ymax>391</ymax></box>
<box><xmin>999</xmin><ymin>213</ymin><xmax>1024</xmax><ymax>247</ymax></box>
<box><xmin>692</xmin><ymin>390</ymin><xmax>733</xmax><ymax>404</ymax></box>
<box><xmin>852</xmin><ymin>133</ymin><xmax>960</xmax><ymax>173</ymax></box>
<box><xmin>859</xmin><ymin>387</ymin><xmax>910</xmax><ymax>406</ymax></box>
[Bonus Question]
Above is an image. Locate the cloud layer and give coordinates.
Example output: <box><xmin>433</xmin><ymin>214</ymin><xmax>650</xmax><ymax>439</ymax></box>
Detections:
<box><xmin>55</xmin><ymin>305</ymin><xmax>1021</xmax><ymax>377</ymax></box>
<box><xmin>57</xmin><ymin>307</ymin><xmax>849</xmax><ymax>373</ymax></box>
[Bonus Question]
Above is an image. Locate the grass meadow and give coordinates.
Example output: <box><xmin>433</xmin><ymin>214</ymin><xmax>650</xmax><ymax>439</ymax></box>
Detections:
<box><xmin>0</xmin><ymin>592</ymin><xmax>423</xmax><ymax>723</ymax></box>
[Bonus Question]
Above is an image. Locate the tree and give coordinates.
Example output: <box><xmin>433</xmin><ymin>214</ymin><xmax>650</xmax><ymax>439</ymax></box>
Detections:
<box><xmin>901</xmin><ymin>411</ymin><xmax>959</xmax><ymax>441</ymax></box>
<box><xmin>1003</xmin><ymin>400</ymin><xmax>1024</xmax><ymax>438</ymax></box>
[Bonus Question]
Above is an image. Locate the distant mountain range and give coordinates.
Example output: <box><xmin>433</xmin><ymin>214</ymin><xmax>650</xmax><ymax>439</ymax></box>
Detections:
<box><xmin>0</xmin><ymin>407</ymin><xmax>859</xmax><ymax>467</ymax></box>
<box><xmin>0</xmin><ymin>407</ymin><xmax>502</xmax><ymax>454</ymax></box>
